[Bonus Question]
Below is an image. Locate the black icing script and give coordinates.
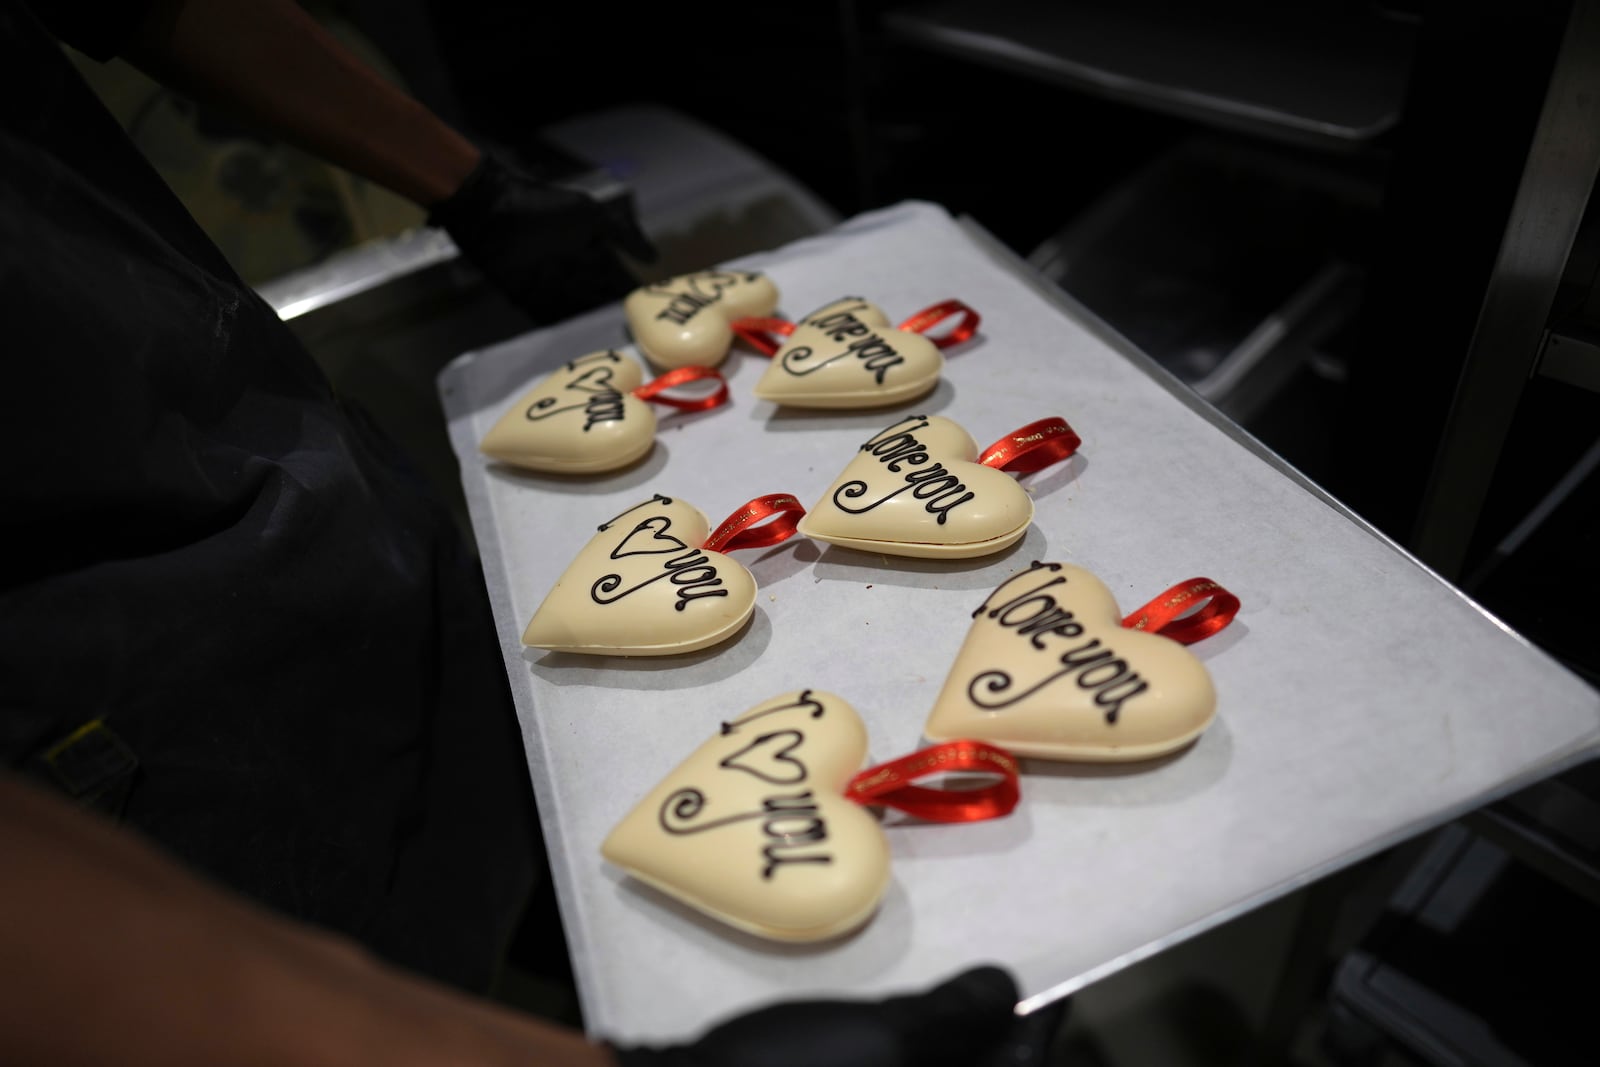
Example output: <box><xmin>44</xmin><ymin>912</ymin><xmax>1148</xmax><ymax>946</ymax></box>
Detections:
<box><xmin>780</xmin><ymin>299</ymin><xmax>905</xmax><ymax>385</ymax></box>
<box><xmin>524</xmin><ymin>350</ymin><xmax>627</xmax><ymax>431</ymax></box>
<box><xmin>590</xmin><ymin>507</ymin><xmax>729</xmax><ymax>612</ymax></box>
<box><xmin>651</xmin><ymin>271</ymin><xmax>758</xmax><ymax>327</ymax></box>
<box><xmin>657</xmin><ymin>691</ymin><xmax>833</xmax><ymax>880</ymax></box>
<box><xmin>831</xmin><ymin>415</ymin><xmax>976</xmax><ymax>525</ymax></box>
<box><xmin>965</xmin><ymin>562</ymin><xmax>1152</xmax><ymax>724</ymax></box>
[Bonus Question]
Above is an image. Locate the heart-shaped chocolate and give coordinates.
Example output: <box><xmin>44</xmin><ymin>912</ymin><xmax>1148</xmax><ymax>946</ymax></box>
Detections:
<box><xmin>523</xmin><ymin>495</ymin><xmax>758</xmax><ymax>655</ymax></box>
<box><xmin>625</xmin><ymin>270</ymin><xmax>779</xmax><ymax>370</ymax></box>
<box><xmin>752</xmin><ymin>297</ymin><xmax>944</xmax><ymax>409</ymax></box>
<box><xmin>798</xmin><ymin>415</ymin><xmax>1035</xmax><ymax>558</ymax></box>
<box><xmin>479</xmin><ymin>350</ymin><xmax>657</xmax><ymax>473</ymax></box>
<box><xmin>924</xmin><ymin>562</ymin><xmax>1218</xmax><ymax>761</ymax></box>
<box><xmin>602</xmin><ymin>689</ymin><xmax>890</xmax><ymax>942</ymax></box>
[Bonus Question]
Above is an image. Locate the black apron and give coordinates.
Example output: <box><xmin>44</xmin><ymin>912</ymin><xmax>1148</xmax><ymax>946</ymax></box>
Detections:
<box><xmin>0</xmin><ymin>0</ymin><xmax>536</xmax><ymax>992</ymax></box>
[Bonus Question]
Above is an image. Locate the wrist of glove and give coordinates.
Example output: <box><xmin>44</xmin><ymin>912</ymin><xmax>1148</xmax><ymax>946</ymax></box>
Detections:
<box><xmin>428</xmin><ymin>149</ymin><xmax>656</xmax><ymax>322</ymax></box>
<box><xmin>610</xmin><ymin>965</ymin><xmax>1064</xmax><ymax>1067</ymax></box>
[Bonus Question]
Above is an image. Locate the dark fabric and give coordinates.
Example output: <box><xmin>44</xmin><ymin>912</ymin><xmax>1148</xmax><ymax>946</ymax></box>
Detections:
<box><xmin>0</xmin><ymin>0</ymin><xmax>536</xmax><ymax>992</ymax></box>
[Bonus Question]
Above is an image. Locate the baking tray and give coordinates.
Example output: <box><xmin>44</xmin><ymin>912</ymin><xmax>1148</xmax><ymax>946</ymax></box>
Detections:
<box><xmin>438</xmin><ymin>201</ymin><xmax>1600</xmax><ymax>1043</ymax></box>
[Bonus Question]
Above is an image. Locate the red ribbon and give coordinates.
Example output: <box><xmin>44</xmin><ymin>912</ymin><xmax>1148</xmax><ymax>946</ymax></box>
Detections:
<box><xmin>632</xmin><ymin>366</ymin><xmax>730</xmax><ymax>413</ymax></box>
<box><xmin>896</xmin><ymin>299</ymin><xmax>981</xmax><ymax>350</ymax></box>
<box><xmin>1122</xmin><ymin>578</ymin><xmax>1241</xmax><ymax>645</ymax></box>
<box><xmin>728</xmin><ymin>317</ymin><xmax>796</xmax><ymax>357</ymax></box>
<box><xmin>977</xmin><ymin>417</ymin><xmax>1083</xmax><ymax>474</ymax></box>
<box><xmin>846</xmin><ymin>740</ymin><xmax>1020</xmax><ymax>823</ymax></box>
<box><xmin>702</xmin><ymin>494</ymin><xmax>807</xmax><ymax>554</ymax></box>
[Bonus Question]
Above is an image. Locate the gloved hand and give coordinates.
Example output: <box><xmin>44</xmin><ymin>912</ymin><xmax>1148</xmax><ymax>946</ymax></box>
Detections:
<box><xmin>611</xmin><ymin>964</ymin><xmax>1066</xmax><ymax>1067</ymax></box>
<box><xmin>428</xmin><ymin>149</ymin><xmax>657</xmax><ymax>323</ymax></box>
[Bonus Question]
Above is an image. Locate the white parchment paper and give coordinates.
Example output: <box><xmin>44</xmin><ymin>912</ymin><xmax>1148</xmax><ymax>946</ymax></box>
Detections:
<box><xmin>438</xmin><ymin>201</ymin><xmax>1600</xmax><ymax>1043</ymax></box>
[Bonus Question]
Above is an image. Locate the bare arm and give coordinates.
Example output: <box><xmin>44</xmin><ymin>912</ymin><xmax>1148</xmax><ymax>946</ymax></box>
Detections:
<box><xmin>122</xmin><ymin>0</ymin><xmax>480</xmax><ymax>206</ymax></box>
<box><xmin>0</xmin><ymin>775</ymin><xmax>613</xmax><ymax>1067</ymax></box>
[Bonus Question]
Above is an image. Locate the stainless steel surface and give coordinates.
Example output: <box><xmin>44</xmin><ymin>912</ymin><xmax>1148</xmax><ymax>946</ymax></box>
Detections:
<box><xmin>884</xmin><ymin>0</ymin><xmax>1417</xmax><ymax>151</ymax></box>
<box><xmin>1538</xmin><ymin>329</ymin><xmax>1600</xmax><ymax>392</ymax></box>
<box><xmin>1202</xmin><ymin>262</ymin><xmax>1359</xmax><ymax>424</ymax></box>
<box><xmin>542</xmin><ymin>105</ymin><xmax>838</xmax><ymax>235</ymax></box>
<box><xmin>258</xmin><ymin>134</ymin><xmax>627</xmax><ymax>325</ymax></box>
<box><xmin>1412</xmin><ymin>0</ymin><xmax>1600</xmax><ymax>579</ymax></box>
<box><xmin>540</xmin><ymin>104</ymin><xmax>840</xmax><ymax>280</ymax></box>
<box><xmin>258</xmin><ymin>225</ymin><xmax>461</xmax><ymax>322</ymax></box>
<box><xmin>1023</xmin><ymin>136</ymin><xmax>1370</xmax><ymax>421</ymax></box>
<box><xmin>259</xmin><ymin>104</ymin><xmax>842</xmax><ymax>336</ymax></box>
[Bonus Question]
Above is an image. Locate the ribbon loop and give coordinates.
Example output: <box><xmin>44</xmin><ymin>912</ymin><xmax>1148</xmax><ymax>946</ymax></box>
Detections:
<box><xmin>632</xmin><ymin>366</ymin><xmax>730</xmax><ymax>413</ymax></box>
<box><xmin>702</xmin><ymin>493</ymin><xmax>806</xmax><ymax>554</ymax></box>
<box><xmin>977</xmin><ymin>417</ymin><xmax>1082</xmax><ymax>474</ymax></box>
<box><xmin>896</xmin><ymin>300</ymin><xmax>981</xmax><ymax>350</ymax></box>
<box><xmin>846</xmin><ymin>740</ymin><xmax>1020</xmax><ymax>823</ymax></box>
<box><xmin>729</xmin><ymin>316</ymin><xmax>796</xmax><ymax>357</ymax></box>
<box><xmin>1122</xmin><ymin>578</ymin><xmax>1241</xmax><ymax>645</ymax></box>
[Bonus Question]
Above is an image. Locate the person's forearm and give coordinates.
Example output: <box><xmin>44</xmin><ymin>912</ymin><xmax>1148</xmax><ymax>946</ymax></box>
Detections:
<box><xmin>123</xmin><ymin>0</ymin><xmax>479</xmax><ymax>206</ymax></box>
<box><xmin>0</xmin><ymin>776</ymin><xmax>613</xmax><ymax>1067</ymax></box>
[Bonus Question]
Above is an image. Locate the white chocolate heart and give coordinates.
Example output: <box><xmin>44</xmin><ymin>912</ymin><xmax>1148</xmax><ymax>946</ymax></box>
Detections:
<box><xmin>925</xmin><ymin>562</ymin><xmax>1218</xmax><ymax>761</ymax></box>
<box><xmin>798</xmin><ymin>415</ymin><xmax>1034</xmax><ymax>558</ymax></box>
<box><xmin>602</xmin><ymin>689</ymin><xmax>890</xmax><ymax>942</ymax></box>
<box><xmin>523</xmin><ymin>495</ymin><xmax>757</xmax><ymax>656</ymax></box>
<box><xmin>752</xmin><ymin>297</ymin><xmax>944</xmax><ymax>409</ymax></box>
<box><xmin>624</xmin><ymin>270</ymin><xmax>780</xmax><ymax>370</ymax></box>
<box><xmin>479</xmin><ymin>350</ymin><xmax>656</xmax><ymax>474</ymax></box>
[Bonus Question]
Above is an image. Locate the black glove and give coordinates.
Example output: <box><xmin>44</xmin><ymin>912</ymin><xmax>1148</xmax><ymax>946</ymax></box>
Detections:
<box><xmin>428</xmin><ymin>149</ymin><xmax>657</xmax><ymax>323</ymax></box>
<box><xmin>612</xmin><ymin>964</ymin><xmax>1065</xmax><ymax>1067</ymax></box>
